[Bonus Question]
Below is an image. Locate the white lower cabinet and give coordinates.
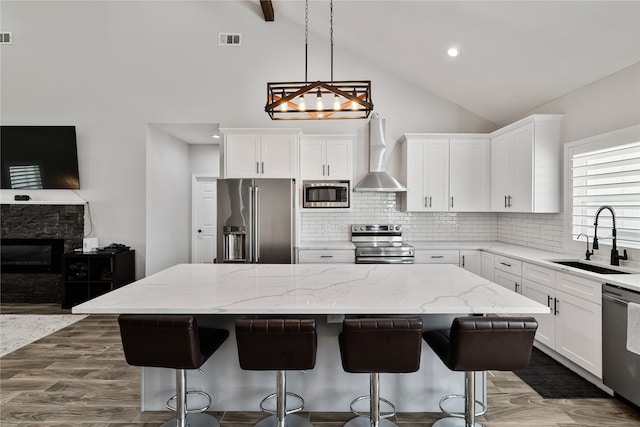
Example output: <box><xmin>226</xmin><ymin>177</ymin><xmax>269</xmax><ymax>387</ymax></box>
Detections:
<box><xmin>480</xmin><ymin>251</ymin><xmax>495</xmax><ymax>281</ymax></box>
<box><xmin>494</xmin><ymin>269</ymin><xmax>521</xmax><ymax>294</ymax></box>
<box><xmin>459</xmin><ymin>250</ymin><xmax>482</xmax><ymax>275</ymax></box>
<box><xmin>297</xmin><ymin>249</ymin><xmax>355</xmax><ymax>264</ymax></box>
<box><xmin>521</xmin><ymin>263</ymin><xmax>602</xmax><ymax>378</ymax></box>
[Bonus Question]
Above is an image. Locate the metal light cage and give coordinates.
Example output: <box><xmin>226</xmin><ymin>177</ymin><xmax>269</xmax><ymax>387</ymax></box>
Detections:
<box><xmin>266</xmin><ymin>80</ymin><xmax>373</xmax><ymax>120</ymax></box>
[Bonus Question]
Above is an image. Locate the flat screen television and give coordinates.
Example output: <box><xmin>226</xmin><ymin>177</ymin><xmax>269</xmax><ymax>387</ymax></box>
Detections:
<box><xmin>1</xmin><ymin>125</ymin><xmax>80</xmax><ymax>189</ymax></box>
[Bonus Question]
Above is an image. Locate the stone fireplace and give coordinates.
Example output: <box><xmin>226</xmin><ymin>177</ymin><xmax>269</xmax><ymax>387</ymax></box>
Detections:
<box><xmin>1</xmin><ymin>204</ymin><xmax>84</xmax><ymax>303</ymax></box>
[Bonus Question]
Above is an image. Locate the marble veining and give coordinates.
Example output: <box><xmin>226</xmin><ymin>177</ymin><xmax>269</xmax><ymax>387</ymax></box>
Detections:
<box><xmin>73</xmin><ymin>263</ymin><xmax>549</xmax><ymax>315</ymax></box>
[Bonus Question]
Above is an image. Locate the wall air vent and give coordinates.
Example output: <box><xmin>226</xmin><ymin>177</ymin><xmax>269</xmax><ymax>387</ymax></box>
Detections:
<box><xmin>0</xmin><ymin>32</ymin><xmax>12</xmax><ymax>44</ymax></box>
<box><xmin>219</xmin><ymin>33</ymin><xmax>241</xmax><ymax>46</ymax></box>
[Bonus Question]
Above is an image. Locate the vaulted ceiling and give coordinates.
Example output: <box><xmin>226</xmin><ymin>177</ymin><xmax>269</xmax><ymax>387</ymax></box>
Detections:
<box><xmin>267</xmin><ymin>0</ymin><xmax>640</xmax><ymax>126</ymax></box>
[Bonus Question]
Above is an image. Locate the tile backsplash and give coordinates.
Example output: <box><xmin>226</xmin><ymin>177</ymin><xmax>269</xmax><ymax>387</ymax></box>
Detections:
<box><xmin>300</xmin><ymin>192</ymin><xmax>498</xmax><ymax>242</ymax></box>
<box><xmin>497</xmin><ymin>212</ymin><xmax>565</xmax><ymax>253</ymax></box>
<box><xmin>300</xmin><ymin>192</ymin><xmax>566</xmax><ymax>253</ymax></box>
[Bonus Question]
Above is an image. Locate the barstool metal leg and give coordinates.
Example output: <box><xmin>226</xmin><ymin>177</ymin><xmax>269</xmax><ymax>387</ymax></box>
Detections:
<box><xmin>370</xmin><ymin>373</ymin><xmax>380</xmax><ymax>427</ymax></box>
<box><xmin>277</xmin><ymin>370</ymin><xmax>286</xmax><ymax>427</ymax></box>
<box><xmin>465</xmin><ymin>371</ymin><xmax>475</xmax><ymax>427</ymax></box>
<box><xmin>177</xmin><ymin>369</ymin><xmax>187</xmax><ymax>427</ymax></box>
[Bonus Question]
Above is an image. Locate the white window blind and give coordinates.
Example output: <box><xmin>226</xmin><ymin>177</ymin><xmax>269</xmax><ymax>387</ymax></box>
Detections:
<box><xmin>9</xmin><ymin>165</ymin><xmax>43</xmax><ymax>189</ymax></box>
<box><xmin>571</xmin><ymin>141</ymin><xmax>640</xmax><ymax>249</ymax></box>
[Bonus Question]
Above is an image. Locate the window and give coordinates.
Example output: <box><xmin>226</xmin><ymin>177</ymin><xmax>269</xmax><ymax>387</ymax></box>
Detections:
<box><xmin>566</xmin><ymin>126</ymin><xmax>640</xmax><ymax>250</ymax></box>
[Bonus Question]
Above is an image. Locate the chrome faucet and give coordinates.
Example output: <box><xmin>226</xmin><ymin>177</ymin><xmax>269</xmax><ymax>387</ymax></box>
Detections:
<box><xmin>593</xmin><ymin>205</ymin><xmax>628</xmax><ymax>266</ymax></box>
<box><xmin>576</xmin><ymin>233</ymin><xmax>593</xmax><ymax>260</ymax></box>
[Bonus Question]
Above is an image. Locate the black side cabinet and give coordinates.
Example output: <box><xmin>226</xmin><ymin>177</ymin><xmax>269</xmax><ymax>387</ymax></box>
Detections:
<box><xmin>62</xmin><ymin>250</ymin><xmax>135</xmax><ymax>308</ymax></box>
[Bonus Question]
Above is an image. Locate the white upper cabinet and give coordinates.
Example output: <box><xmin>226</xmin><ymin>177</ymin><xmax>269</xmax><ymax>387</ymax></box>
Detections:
<box><xmin>400</xmin><ymin>134</ymin><xmax>489</xmax><ymax>212</ymax></box>
<box><xmin>300</xmin><ymin>135</ymin><xmax>353</xmax><ymax>180</ymax></box>
<box><xmin>490</xmin><ymin>115</ymin><xmax>563</xmax><ymax>212</ymax></box>
<box><xmin>222</xmin><ymin>129</ymin><xmax>299</xmax><ymax>179</ymax></box>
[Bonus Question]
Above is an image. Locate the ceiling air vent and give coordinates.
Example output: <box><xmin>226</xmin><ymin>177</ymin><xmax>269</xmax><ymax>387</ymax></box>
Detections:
<box><xmin>0</xmin><ymin>32</ymin><xmax>12</xmax><ymax>44</ymax></box>
<box><xmin>219</xmin><ymin>33</ymin><xmax>241</xmax><ymax>46</ymax></box>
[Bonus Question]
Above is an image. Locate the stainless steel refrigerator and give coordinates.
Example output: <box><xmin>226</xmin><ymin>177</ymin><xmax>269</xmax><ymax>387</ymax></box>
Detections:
<box><xmin>217</xmin><ymin>179</ymin><xmax>295</xmax><ymax>264</ymax></box>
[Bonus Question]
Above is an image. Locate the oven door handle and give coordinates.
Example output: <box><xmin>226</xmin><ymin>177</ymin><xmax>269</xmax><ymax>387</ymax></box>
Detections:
<box><xmin>356</xmin><ymin>257</ymin><xmax>414</xmax><ymax>264</ymax></box>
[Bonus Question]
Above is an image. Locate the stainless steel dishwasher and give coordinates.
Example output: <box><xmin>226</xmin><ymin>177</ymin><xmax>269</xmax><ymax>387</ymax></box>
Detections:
<box><xmin>602</xmin><ymin>283</ymin><xmax>640</xmax><ymax>407</ymax></box>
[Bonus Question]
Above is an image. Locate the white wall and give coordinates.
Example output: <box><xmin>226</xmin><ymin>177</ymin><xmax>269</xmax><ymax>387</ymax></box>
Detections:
<box><xmin>1</xmin><ymin>1</ymin><xmax>495</xmax><ymax>276</ymax></box>
<box><xmin>146</xmin><ymin>125</ymin><xmax>191</xmax><ymax>275</ymax></box>
<box><xmin>190</xmin><ymin>144</ymin><xmax>219</xmax><ymax>177</ymax></box>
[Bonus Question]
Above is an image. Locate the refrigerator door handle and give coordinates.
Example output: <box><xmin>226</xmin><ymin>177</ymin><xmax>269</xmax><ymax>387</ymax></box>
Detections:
<box><xmin>248</xmin><ymin>186</ymin><xmax>254</xmax><ymax>263</ymax></box>
<box><xmin>255</xmin><ymin>185</ymin><xmax>261</xmax><ymax>263</ymax></box>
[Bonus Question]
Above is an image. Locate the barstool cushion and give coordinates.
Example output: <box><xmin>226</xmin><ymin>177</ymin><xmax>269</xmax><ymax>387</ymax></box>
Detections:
<box><xmin>236</xmin><ymin>319</ymin><xmax>317</xmax><ymax>371</ymax></box>
<box><xmin>423</xmin><ymin>316</ymin><xmax>537</xmax><ymax>372</ymax></box>
<box><xmin>340</xmin><ymin>317</ymin><xmax>423</xmax><ymax>374</ymax></box>
<box><xmin>118</xmin><ymin>314</ymin><xmax>228</xmax><ymax>370</ymax></box>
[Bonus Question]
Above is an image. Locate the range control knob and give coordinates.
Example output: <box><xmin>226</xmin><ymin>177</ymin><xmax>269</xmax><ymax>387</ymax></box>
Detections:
<box><xmin>395</xmin><ymin>225</ymin><xmax>400</xmax><ymax>231</ymax></box>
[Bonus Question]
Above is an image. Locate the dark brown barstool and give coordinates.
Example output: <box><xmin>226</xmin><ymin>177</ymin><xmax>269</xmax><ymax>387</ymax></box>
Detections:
<box><xmin>118</xmin><ymin>314</ymin><xmax>229</xmax><ymax>427</ymax></box>
<box><xmin>339</xmin><ymin>317</ymin><xmax>423</xmax><ymax>427</ymax></box>
<box><xmin>423</xmin><ymin>316</ymin><xmax>538</xmax><ymax>427</ymax></box>
<box><xmin>235</xmin><ymin>318</ymin><xmax>317</xmax><ymax>427</ymax></box>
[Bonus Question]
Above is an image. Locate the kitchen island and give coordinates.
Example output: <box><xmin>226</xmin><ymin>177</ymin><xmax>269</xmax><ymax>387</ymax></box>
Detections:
<box><xmin>73</xmin><ymin>263</ymin><xmax>548</xmax><ymax>412</ymax></box>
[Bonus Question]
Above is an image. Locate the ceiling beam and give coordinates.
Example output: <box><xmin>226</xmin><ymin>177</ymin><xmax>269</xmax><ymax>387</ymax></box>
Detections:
<box><xmin>260</xmin><ymin>0</ymin><xmax>274</xmax><ymax>21</ymax></box>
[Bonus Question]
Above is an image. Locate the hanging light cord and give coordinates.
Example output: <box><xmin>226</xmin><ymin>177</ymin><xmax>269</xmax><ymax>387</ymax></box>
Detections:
<box><xmin>330</xmin><ymin>0</ymin><xmax>334</xmax><ymax>83</ymax></box>
<box><xmin>304</xmin><ymin>0</ymin><xmax>309</xmax><ymax>83</ymax></box>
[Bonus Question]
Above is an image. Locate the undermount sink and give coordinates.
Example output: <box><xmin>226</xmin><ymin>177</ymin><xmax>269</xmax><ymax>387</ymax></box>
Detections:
<box><xmin>550</xmin><ymin>260</ymin><xmax>631</xmax><ymax>275</ymax></box>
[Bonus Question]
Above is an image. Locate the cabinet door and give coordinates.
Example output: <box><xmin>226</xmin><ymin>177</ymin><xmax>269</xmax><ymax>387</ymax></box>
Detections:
<box><xmin>555</xmin><ymin>290</ymin><xmax>602</xmax><ymax>377</ymax></box>
<box><xmin>449</xmin><ymin>139</ymin><xmax>489</xmax><ymax>211</ymax></box>
<box><xmin>414</xmin><ymin>250</ymin><xmax>459</xmax><ymax>264</ymax></box>
<box><xmin>260</xmin><ymin>134</ymin><xmax>297</xmax><ymax>178</ymax></box>
<box><xmin>405</xmin><ymin>141</ymin><xmax>428</xmax><ymax>211</ymax></box>
<box><xmin>300</xmin><ymin>139</ymin><xmax>326</xmax><ymax>179</ymax></box>
<box><xmin>510</xmin><ymin>123</ymin><xmax>534</xmax><ymax>212</ymax></box>
<box><xmin>493</xmin><ymin>269</ymin><xmax>521</xmax><ymax>294</ymax></box>
<box><xmin>522</xmin><ymin>279</ymin><xmax>555</xmax><ymax>348</ymax></box>
<box><xmin>298</xmin><ymin>249</ymin><xmax>355</xmax><ymax>263</ymax></box>
<box><xmin>481</xmin><ymin>251</ymin><xmax>495</xmax><ymax>281</ymax></box>
<box><xmin>225</xmin><ymin>134</ymin><xmax>261</xmax><ymax>178</ymax></box>
<box><xmin>460</xmin><ymin>250</ymin><xmax>482</xmax><ymax>275</ymax></box>
<box><xmin>491</xmin><ymin>133</ymin><xmax>511</xmax><ymax>211</ymax></box>
<box><xmin>425</xmin><ymin>139</ymin><xmax>449</xmax><ymax>211</ymax></box>
<box><xmin>325</xmin><ymin>139</ymin><xmax>352</xmax><ymax>179</ymax></box>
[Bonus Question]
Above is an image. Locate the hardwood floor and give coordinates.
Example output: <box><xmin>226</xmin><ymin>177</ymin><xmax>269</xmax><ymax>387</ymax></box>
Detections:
<box><xmin>1</xmin><ymin>304</ymin><xmax>639</xmax><ymax>426</ymax></box>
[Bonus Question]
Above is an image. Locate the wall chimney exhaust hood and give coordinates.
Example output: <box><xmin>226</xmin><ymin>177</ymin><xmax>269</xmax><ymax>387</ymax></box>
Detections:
<box><xmin>353</xmin><ymin>114</ymin><xmax>406</xmax><ymax>192</ymax></box>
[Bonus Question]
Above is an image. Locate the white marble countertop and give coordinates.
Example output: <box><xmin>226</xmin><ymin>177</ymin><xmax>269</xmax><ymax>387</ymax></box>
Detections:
<box><xmin>72</xmin><ymin>263</ymin><xmax>549</xmax><ymax>315</ymax></box>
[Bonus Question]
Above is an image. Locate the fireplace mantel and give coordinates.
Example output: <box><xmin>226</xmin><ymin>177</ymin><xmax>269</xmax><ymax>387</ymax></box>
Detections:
<box><xmin>1</xmin><ymin>189</ymin><xmax>87</xmax><ymax>205</ymax></box>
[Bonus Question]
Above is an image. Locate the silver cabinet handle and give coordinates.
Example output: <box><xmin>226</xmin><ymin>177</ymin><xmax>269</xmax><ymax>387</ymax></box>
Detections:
<box><xmin>431</xmin><ymin>255</ymin><xmax>444</xmax><ymax>259</ymax></box>
<box><xmin>424</xmin><ymin>196</ymin><xmax>428</xmax><ymax>208</ymax></box>
<box><xmin>515</xmin><ymin>282</ymin><xmax>520</xmax><ymax>293</ymax></box>
<box><xmin>504</xmin><ymin>195</ymin><xmax>508</xmax><ymax>208</ymax></box>
<box><xmin>429</xmin><ymin>196</ymin><xmax>432</xmax><ymax>207</ymax></box>
<box><xmin>461</xmin><ymin>255</ymin><xmax>465</xmax><ymax>267</ymax></box>
<box><xmin>256</xmin><ymin>162</ymin><xmax>260</xmax><ymax>174</ymax></box>
<box><xmin>320</xmin><ymin>255</ymin><xmax>333</xmax><ymax>258</ymax></box>
<box><xmin>261</xmin><ymin>161</ymin><xmax>264</xmax><ymax>174</ymax></box>
<box><xmin>507</xmin><ymin>195</ymin><xmax>512</xmax><ymax>207</ymax></box>
<box><xmin>554</xmin><ymin>298</ymin><xmax>559</xmax><ymax>315</ymax></box>
<box><xmin>451</xmin><ymin>196</ymin><xmax>454</xmax><ymax>208</ymax></box>
<box><xmin>327</xmin><ymin>164</ymin><xmax>330</xmax><ymax>176</ymax></box>
<box><xmin>500</xmin><ymin>261</ymin><xmax>512</xmax><ymax>267</ymax></box>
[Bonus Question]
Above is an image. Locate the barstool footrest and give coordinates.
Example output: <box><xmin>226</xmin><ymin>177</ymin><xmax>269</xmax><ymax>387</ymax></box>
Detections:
<box><xmin>349</xmin><ymin>395</ymin><xmax>397</xmax><ymax>420</ymax></box>
<box><xmin>439</xmin><ymin>394</ymin><xmax>486</xmax><ymax>418</ymax></box>
<box><xmin>259</xmin><ymin>391</ymin><xmax>305</xmax><ymax>415</ymax></box>
<box><xmin>166</xmin><ymin>390</ymin><xmax>212</xmax><ymax>414</ymax></box>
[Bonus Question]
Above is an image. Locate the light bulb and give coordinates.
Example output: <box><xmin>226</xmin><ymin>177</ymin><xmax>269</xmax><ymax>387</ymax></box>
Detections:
<box><xmin>316</xmin><ymin>89</ymin><xmax>324</xmax><ymax>111</ymax></box>
<box><xmin>351</xmin><ymin>91</ymin><xmax>358</xmax><ymax>111</ymax></box>
<box><xmin>333</xmin><ymin>94</ymin><xmax>341</xmax><ymax>111</ymax></box>
<box><xmin>298</xmin><ymin>95</ymin><xmax>306</xmax><ymax>111</ymax></box>
<box><xmin>447</xmin><ymin>47</ymin><xmax>460</xmax><ymax>57</ymax></box>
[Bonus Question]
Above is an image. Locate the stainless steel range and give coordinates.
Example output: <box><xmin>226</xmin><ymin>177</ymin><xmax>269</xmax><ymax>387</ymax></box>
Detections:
<box><xmin>351</xmin><ymin>224</ymin><xmax>414</xmax><ymax>264</ymax></box>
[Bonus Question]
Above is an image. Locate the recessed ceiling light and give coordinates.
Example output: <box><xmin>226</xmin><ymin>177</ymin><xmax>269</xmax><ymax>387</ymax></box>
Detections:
<box><xmin>447</xmin><ymin>47</ymin><xmax>460</xmax><ymax>57</ymax></box>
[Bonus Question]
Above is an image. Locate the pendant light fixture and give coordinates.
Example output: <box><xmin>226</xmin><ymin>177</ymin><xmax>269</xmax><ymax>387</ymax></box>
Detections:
<box><xmin>265</xmin><ymin>0</ymin><xmax>373</xmax><ymax>120</ymax></box>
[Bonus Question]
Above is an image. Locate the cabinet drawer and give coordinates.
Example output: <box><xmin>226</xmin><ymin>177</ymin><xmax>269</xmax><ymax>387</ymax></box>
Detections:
<box><xmin>494</xmin><ymin>255</ymin><xmax>522</xmax><ymax>275</ymax></box>
<box><xmin>415</xmin><ymin>250</ymin><xmax>459</xmax><ymax>264</ymax></box>
<box><xmin>298</xmin><ymin>249</ymin><xmax>354</xmax><ymax>264</ymax></box>
<box><xmin>522</xmin><ymin>262</ymin><xmax>555</xmax><ymax>288</ymax></box>
<box><xmin>494</xmin><ymin>269</ymin><xmax>521</xmax><ymax>294</ymax></box>
<box><xmin>556</xmin><ymin>272</ymin><xmax>602</xmax><ymax>305</ymax></box>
